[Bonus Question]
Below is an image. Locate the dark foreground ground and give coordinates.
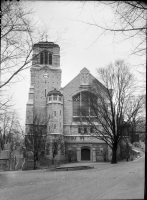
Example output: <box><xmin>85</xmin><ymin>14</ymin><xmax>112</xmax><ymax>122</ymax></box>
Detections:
<box><xmin>0</xmin><ymin>155</ymin><xmax>145</xmax><ymax>200</ymax></box>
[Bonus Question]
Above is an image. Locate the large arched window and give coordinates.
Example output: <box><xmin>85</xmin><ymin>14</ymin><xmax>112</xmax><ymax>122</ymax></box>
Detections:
<box><xmin>73</xmin><ymin>91</ymin><xmax>97</xmax><ymax>119</ymax></box>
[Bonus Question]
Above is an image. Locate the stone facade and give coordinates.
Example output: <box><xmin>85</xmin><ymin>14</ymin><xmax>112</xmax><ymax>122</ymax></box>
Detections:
<box><xmin>25</xmin><ymin>41</ymin><xmax>111</xmax><ymax>162</ymax></box>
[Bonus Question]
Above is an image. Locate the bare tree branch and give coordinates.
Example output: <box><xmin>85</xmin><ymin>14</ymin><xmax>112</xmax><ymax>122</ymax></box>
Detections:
<box><xmin>80</xmin><ymin>60</ymin><xmax>144</xmax><ymax>163</ymax></box>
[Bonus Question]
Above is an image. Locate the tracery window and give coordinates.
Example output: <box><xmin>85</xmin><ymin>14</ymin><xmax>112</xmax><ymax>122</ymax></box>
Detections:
<box><xmin>72</xmin><ymin>91</ymin><xmax>97</xmax><ymax>117</ymax></box>
<box><xmin>73</xmin><ymin>93</ymin><xmax>80</xmax><ymax>116</ymax></box>
<box><xmin>81</xmin><ymin>92</ymin><xmax>89</xmax><ymax>116</ymax></box>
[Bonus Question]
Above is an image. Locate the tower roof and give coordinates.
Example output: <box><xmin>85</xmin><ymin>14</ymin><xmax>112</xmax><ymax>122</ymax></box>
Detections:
<box><xmin>47</xmin><ymin>88</ymin><xmax>63</xmax><ymax>96</ymax></box>
<box><xmin>33</xmin><ymin>41</ymin><xmax>59</xmax><ymax>48</ymax></box>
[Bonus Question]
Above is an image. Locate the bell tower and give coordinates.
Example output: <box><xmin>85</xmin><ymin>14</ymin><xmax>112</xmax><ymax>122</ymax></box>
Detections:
<box><xmin>25</xmin><ymin>41</ymin><xmax>62</xmax><ymax>129</ymax></box>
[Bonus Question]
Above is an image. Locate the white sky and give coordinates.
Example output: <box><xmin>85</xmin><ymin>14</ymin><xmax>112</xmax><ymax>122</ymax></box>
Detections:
<box><xmin>10</xmin><ymin>1</ymin><xmax>145</xmax><ymax>127</ymax></box>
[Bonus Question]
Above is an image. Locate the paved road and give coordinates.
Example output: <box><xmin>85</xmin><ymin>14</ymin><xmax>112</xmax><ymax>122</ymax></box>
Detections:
<box><xmin>0</xmin><ymin>156</ymin><xmax>144</xmax><ymax>200</ymax></box>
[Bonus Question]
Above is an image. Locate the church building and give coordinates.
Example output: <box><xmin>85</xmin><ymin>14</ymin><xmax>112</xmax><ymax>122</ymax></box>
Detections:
<box><xmin>25</xmin><ymin>41</ymin><xmax>112</xmax><ymax>162</ymax></box>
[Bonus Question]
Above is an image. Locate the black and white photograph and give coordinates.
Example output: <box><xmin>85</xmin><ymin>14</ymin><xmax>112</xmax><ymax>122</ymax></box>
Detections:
<box><xmin>0</xmin><ymin>1</ymin><xmax>146</xmax><ymax>200</ymax></box>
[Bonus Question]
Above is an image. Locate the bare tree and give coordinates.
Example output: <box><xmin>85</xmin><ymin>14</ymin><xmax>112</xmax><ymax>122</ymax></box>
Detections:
<box><xmin>0</xmin><ymin>110</ymin><xmax>23</xmax><ymax>151</ymax></box>
<box><xmin>65</xmin><ymin>148</ymin><xmax>77</xmax><ymax>162</ymax></box>
<box><xmin>75</xmin><ymin>1</ymin><xmax>146</xmax><ymax>91</ymax></box>
<box><xmin>102</xmin><ymin>1</ymin><xmax>147</xmax><ymax>57</ymax></box>
<box><xmin>0</xmin><ymin>92</ymin><xmax>14</xmax><ymax>113</ymax></box>
<box><xmin>0</xmin><ymin>2</ymin><xmax>43</xmax><ymax>114</ymax></box>
<box><xmin>126</xmin><ymin>95</ymin><xmax>145</xmax><ymax>143</ymax></box>
<box><xmin>46</xmin><ymin>135</ymin><xmax>64</xmax><ymax>165</ymax></box>
<box><xmin>119</xmin><ymin>137</ymin><xmax>132</xmax><ymax>161</ymax></box>
<box><xmin>1</xmin><ymin>1</ymin><xmax>69</xmax><ymax>90</ymax></box>
<box><xmin>24</xmin><ymin>114</ymin><xmax>47</xmax><ymax>170</ymax></box>
<box><xmin>135</xmin><ymin>116</ymin><xmax>146</xmax><ymax>142</ymax></box>
<box><xmin>0</xmin><ymin>128</ymin><xmax>5</xmax><ymax>151</ymax></box>
<box><xmin>1</xmin><ymin>1</ymin><xmax>32</xmax><ymax>88</ymax></box>
<box><xmin>80</xmin><ymin>60</ymin><xmax>144</xmax><ymax>164</ymax></box>
<box><xmin>78</xmin><ymin>1</ymin><xmax>146</xmax><ymax>63</ymax></box>
<box><xmin>99</xmin><ymin>146</ymin><xmax>108</xmax><ymax>162</ymax></box>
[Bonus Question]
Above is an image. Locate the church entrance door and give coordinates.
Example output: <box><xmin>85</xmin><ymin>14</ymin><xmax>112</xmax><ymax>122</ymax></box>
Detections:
<box><xmin>81</xmin><ymin>148</ymin><xmax>90</xmax><ymax>161</ymax></box>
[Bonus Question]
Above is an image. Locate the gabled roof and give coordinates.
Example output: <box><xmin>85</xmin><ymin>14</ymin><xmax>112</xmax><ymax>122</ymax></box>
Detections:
<box><xmin>62</xmin><ymin>72</ymin><xmax>80</xmax><ymax>90</ymax></box>
<box><xmin>62</xmin><ymin>67</ymin><xmax>106</xmax><ymax>91</ymax></box>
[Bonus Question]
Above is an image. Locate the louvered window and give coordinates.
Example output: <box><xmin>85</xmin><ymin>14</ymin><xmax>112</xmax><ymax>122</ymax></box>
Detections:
<box><xmin>49</xmin><ymin>53</ymin><xmax>52</xmax><ymax>65</ymax></box>
<box><xmin>40</xmin><ymin>52</ymin><xmax>44</xmax><ymax>64</ymax></box>
<box><xmin>40</xmin><ymin>51</ymin><xmax>52</xmax><ymax>65</ymax></box>
<box><xmin>44</xmin><ymin>51</ymin><xmax>48</xmax><ymax>64</ymax></box>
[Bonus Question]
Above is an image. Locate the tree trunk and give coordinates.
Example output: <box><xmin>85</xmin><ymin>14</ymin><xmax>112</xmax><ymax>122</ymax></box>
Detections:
<box><xmin>34</xmin><ymin>153</ymin><xmax>37</xmax><ymax>170</ymax></box>
<box><xmin>131</xmin><ymin>127</ymin><xmax>134</xmax><ymax>143</ymax></box>
<box><xmin>52</xmin><ymin>150</ymin><xmax>57</xmax><ymax>165</ymax></box>
<box><xmin>111</xmin><ymin>143</ymin><xmax>117</xmax><ymax>164</ymax></box>
<box><xmin>34</xmin><ymin>160</ymin><xmax>37</xmax><ymax>170</ymax></box>
<box><xmin>52</xmin><ymin>153</ymin><xmax>55</xmax><ymax>164</ymax></box>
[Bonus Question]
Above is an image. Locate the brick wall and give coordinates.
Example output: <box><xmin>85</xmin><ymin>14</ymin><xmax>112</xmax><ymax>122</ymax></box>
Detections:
<box><xmin>47</xmin><ymin>103</ymin><xmax>63</xmax><ymax>134</ymax></box>
<box><xmin>26</xmin><ymin>42</ymin><xmax>62</xmax><ymax>131</ymax></box>
<box><xmin>62</xmin><ymin>72</ymin><xmax>101</xmax><ymax>136</ymax></box>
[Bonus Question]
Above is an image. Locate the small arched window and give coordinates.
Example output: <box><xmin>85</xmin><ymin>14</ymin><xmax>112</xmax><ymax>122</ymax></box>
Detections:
<box><xmin>40</xmin><ymin>52</ymin><xmax>44</xmax><ymax>64</ymax></box>
<box><xmin>49</xmin><ymin>53</ymin><xmax>52</xmax><ymax>65</ymax></box>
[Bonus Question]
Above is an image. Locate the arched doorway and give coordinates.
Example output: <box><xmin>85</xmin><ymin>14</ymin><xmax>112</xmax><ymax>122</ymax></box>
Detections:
<box><xmin>81</xmin><ymin>148</ymin><xmax>90</xmax><ymax>161</ymax></box>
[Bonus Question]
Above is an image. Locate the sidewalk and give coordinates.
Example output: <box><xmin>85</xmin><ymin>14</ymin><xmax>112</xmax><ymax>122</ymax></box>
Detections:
<box><xmin>60</xmin><ymin>161</ymin><xmax>109</xmax><ymax>168</ymax></box>
<box><xmin>59</xmin><ymin>148</ymin><xmax>145</xmax><ymax>168</ymax></box>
